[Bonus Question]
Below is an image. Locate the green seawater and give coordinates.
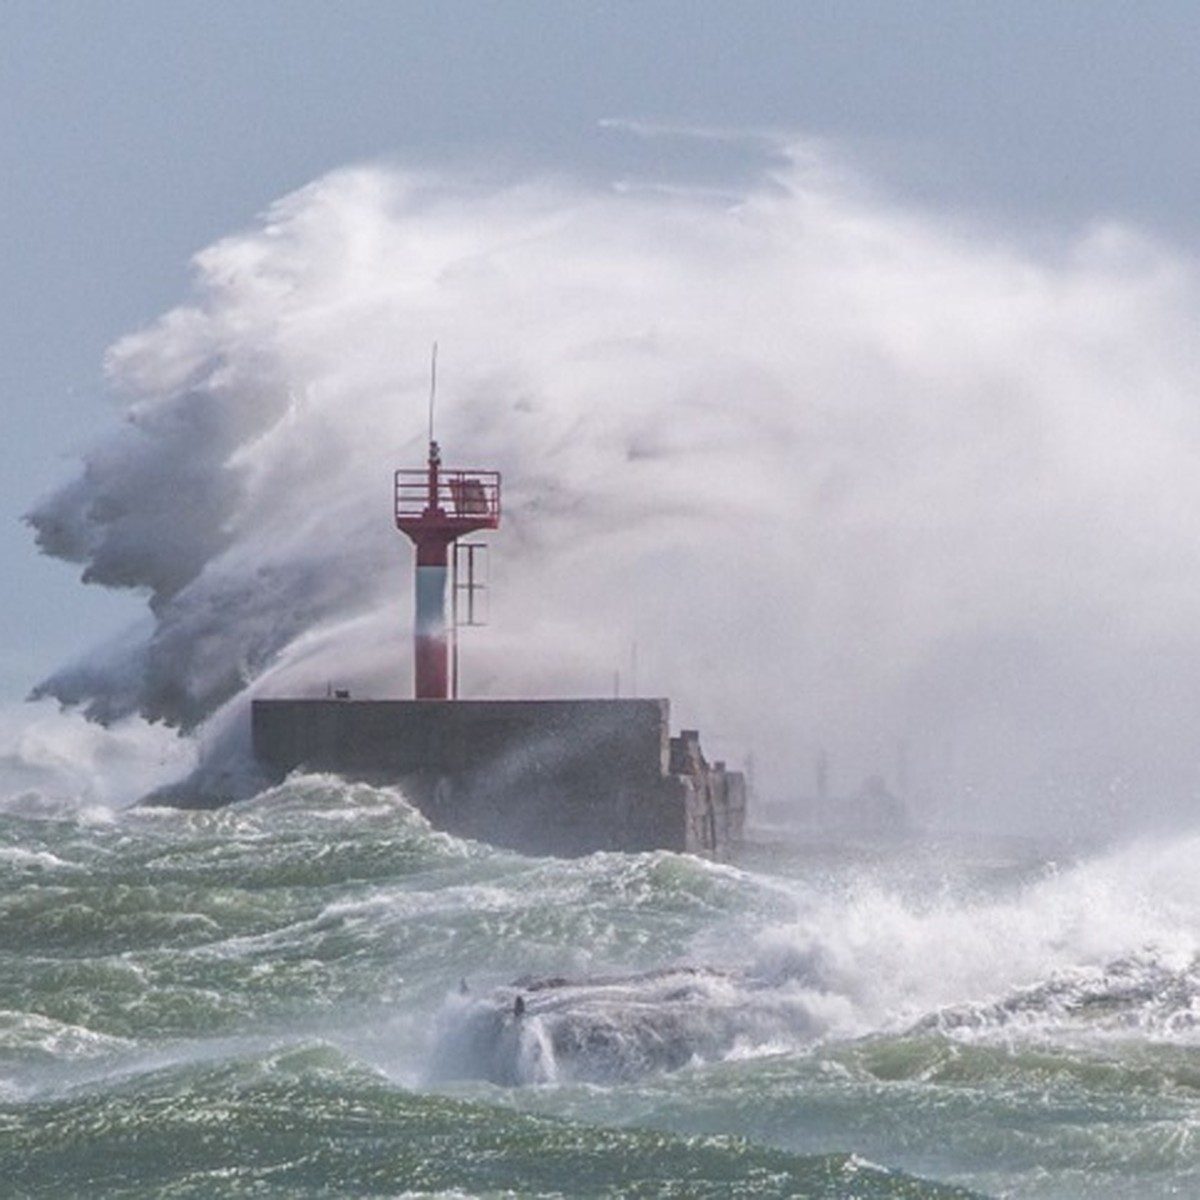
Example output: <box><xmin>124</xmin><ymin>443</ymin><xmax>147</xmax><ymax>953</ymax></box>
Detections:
<box><xmin>4</xmin><ymin>1044</ymin><xmax>978</xmax><ymax>1198</ymax></box>
<box><xmin>3</xmin><ymin>776</ymin><xmax>1200</xmax><ymax>1197</ymax></box>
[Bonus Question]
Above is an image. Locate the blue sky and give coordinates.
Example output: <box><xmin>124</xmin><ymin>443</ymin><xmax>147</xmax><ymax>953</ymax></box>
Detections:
<box><xmin>5</xmin><ymin>0</ymin><xmax>1200</xmax><ymax>750</ymax></box>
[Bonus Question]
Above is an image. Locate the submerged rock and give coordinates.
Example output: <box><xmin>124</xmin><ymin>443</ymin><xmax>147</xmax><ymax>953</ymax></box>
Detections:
<box><xmin>429</xmin><ymin>965</ymin><xmax>815</xmax><ymax>1085</ymax></box>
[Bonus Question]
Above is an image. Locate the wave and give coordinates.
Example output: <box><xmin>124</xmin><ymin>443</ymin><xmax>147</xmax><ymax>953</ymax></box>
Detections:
<box><xmin>5</xmin><ymin>777</ymin><xmax>1200</xmax><ymax>1195</ymax></box>
<box><xmin>737</xmin><ymin>832</ymin><xmax>1200</xmax><ymax>1034</ymax></box>
<box><xmin>0</xmin><ymin>1039</ymin><xmax>983</xmax><ymax>1198</ymax></box>
<box><xmin>428</xmin><ymin>966</ymin><xmax>827</xmax><ymax>1086</ymax></box>
<box><xmin>0</xmin><ymin>701</ymin><xmax>193</xmax><ymax>817</ymax></box>
<box><xmin>428</xmin><ymin>951</ymin><xmax>1200</xmax><ymax>1090</ymax></box>
<box><xmin>24</xmin><ymin>148</ymin><xmax>1200</xmax><ymax>831</ymax></box>
<box><xmin>427</xmin><ymin>831</ymin><xmax>1200</xmax><ymax>1088</ymax></box>
<box><xmin>917</xmin><ymin>950</ymin><xmax>1200</xmax><ymax>1044</ymax></box>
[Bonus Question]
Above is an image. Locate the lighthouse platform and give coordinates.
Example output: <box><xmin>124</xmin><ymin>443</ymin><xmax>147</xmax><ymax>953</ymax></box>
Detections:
<box><xmin>251</xmin><ymin>696</ymin><xmax>745</xmax><ymax>858</ymax></box>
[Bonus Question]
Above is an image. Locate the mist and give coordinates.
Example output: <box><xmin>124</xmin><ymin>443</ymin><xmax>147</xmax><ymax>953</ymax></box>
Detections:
<box><xmin>25</xmin><ymin>142</ymin><xmax>1200</xmax><ymax>835</ymax></box>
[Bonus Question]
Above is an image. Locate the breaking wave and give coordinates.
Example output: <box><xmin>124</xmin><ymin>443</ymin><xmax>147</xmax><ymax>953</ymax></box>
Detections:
<box><xmin>21</xmin><ymin>143</ymin><xmax>1200</xmax><ymax>828</ymax></box>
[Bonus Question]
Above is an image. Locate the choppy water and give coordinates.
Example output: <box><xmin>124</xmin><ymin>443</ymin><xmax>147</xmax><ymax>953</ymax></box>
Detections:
<box><xmin>3</xmin><ymin>776</ymin><xmax>1200</xmax><ymax>1197</ymax></box>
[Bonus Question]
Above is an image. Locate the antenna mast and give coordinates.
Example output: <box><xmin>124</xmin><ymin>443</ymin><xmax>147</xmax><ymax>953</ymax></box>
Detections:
<box><xmin>428</xmin><ymin>341</ymin><xmax>439</xmax><ymax>447</ymax></box>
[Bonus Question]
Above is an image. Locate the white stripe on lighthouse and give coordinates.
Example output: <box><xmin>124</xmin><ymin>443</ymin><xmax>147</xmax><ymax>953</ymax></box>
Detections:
<box><xmin>415</xmin><ymin>565</ymin><xmax>448</xmax><ymax>638</ymax></box>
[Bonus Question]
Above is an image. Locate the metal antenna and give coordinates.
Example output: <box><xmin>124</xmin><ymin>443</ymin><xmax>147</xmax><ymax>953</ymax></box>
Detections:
<box><xmin>428</xmin><ymin>341</ymin><xmax>439</xmax><ymax>446</ymax></box>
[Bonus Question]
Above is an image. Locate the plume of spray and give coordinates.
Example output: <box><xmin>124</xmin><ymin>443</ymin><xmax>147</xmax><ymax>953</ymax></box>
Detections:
<box><xmin>0</xmin><ymin>701</ymin><xmax>193</xmax><ymax>817</ymax></box>
<box><xmin>24</xmin><ymin>143</ymin><xmax>1200</xmax><ymax>831</ymax></box>
<box><xmin>740</xmin><ymin>830</ymin><xmax>1200</xmax><ymax>1040</ymax></box>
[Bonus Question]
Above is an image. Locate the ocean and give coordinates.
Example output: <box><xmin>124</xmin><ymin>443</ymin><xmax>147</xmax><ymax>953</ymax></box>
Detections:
<box><xmin>13</xmin><ymin>130</ymin><xmax>1200</xmax><ymax>1199</ymax></box>
<box><xmin>3</xmin><ymin>774</ymin><xmax>1198</xmax><ymax>1198</ymax></box>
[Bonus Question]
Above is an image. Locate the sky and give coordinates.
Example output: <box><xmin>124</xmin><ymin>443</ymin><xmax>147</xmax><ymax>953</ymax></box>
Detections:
<box><xmin>6</xmin><ymin>2</ymin><xmax>1200</xmax><ymax>829</ymax></box>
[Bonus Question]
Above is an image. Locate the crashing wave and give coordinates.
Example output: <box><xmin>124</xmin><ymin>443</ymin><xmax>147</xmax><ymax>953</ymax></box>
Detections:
<box><xmin>914</xmin><ymin>952</ymin><xmax>1200</xmax><ymax>1042</ymax></box>
<box><xmin>427</xmin><ymin>965</ymin><xmax>828</xmax><ymax>1085</ymax></box>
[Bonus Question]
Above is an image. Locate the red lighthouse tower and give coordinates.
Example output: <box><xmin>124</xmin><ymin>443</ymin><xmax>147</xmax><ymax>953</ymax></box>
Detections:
<box><xmin>394</xmin><ymin>440</ymin><xmax>500</xmax><ymax>699</ymax></box>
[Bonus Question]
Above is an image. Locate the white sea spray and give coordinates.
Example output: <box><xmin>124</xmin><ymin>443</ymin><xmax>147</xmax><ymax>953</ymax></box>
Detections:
<box><xmin>21</xmin><ymin>147</ymin><xmax>1200</xmax><ymax>833</ymax></box>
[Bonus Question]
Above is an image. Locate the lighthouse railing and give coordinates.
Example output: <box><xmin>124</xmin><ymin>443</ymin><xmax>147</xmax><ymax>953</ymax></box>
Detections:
<box><xmin>394</xmin><ymin>468</ymin><xmax>501</xmax><ymax>524</ymax></box>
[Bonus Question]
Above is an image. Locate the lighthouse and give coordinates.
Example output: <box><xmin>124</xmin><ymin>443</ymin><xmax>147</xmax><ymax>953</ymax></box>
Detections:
<box><xmin>394</xmin><ymin>439</ymin><xmax>500</xmax><ymax>699</ymax></box>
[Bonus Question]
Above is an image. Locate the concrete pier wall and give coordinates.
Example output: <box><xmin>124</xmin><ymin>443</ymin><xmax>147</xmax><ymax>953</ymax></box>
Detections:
<box><xmin>251</xmin><ymin>697</ymin><xmax>744</xmax><ymax>858</ymax></box>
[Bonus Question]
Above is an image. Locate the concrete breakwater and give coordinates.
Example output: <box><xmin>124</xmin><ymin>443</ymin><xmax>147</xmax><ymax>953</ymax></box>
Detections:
<box><xmin>251</xmin><ymin>697</ymin><xmax>745</xmax><ymax>858</ymax></box>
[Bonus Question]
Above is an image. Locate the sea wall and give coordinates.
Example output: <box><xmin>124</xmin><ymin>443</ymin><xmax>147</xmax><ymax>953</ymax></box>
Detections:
<box><xmin>251</xmin><ymin>697</ymin><xmax>743</xmax><ymax>858</ymax></box>
<box><xmin>668</xmin><ymin>730</ymin><xmax>747</xmax><ymax>854</ymax></box>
